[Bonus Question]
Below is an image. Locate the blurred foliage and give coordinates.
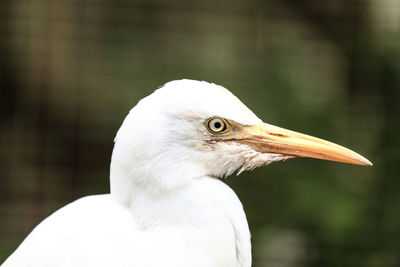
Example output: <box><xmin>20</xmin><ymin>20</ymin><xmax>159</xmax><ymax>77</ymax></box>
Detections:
<box><xmin>1</xmin><ymin>0</ymin><xmax>399</xmax><ymax>266</ymax></box>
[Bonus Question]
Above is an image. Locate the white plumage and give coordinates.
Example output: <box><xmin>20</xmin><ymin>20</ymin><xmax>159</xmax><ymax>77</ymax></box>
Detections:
<box><xmin>2</xmin><ymin>79</ymin><xmax>371</xmax><ymax>267</ymax></box>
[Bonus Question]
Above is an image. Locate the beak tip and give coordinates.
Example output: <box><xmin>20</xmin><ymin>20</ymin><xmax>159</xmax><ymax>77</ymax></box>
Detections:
<box><xmin>358</xmin><ymin>157</ymin><xmax>373</xmax><ymax>166</ymax></box>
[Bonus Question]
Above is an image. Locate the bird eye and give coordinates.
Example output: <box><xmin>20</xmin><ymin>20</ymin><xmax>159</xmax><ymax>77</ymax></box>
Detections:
<box><xmin>206</xmin><ymin>117</ymin><xmax>228</xmax><ymax>134</ymax></box>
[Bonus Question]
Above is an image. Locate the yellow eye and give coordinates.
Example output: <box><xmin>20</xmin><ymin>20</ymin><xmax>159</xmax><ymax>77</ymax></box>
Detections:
<box><xmin>206</xmin><ymin>117</ymin><xmax>229</xmax><ymax>134</ymax></box>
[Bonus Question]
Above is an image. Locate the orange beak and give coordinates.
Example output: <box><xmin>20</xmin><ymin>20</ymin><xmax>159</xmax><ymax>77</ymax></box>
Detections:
<box><xmin>233</xmin><ymin>122</ymin><xmax>372</xmax><ymax>166</ymax></box>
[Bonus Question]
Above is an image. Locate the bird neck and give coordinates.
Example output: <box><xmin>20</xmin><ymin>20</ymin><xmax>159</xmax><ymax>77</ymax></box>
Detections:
<box><xmin>110</xmin><ymin>167</ymin><xmax>213</xmax><ymax>228</ymax></box>
<box><xmin>115</xmin><ymin>181</ymin><xmax>199</xmax><ymax>228</ymax></box>
<box><xmin>109</xmin><ymin>148</ymin><xmax>207</xmax><ymax>227</ymax></box>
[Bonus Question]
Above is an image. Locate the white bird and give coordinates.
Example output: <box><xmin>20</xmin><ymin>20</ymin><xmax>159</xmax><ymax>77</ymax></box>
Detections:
<box><xmin>2</xmin><ymin>79</ymin><xmax>371</xmax><ymax>267</ymax></box>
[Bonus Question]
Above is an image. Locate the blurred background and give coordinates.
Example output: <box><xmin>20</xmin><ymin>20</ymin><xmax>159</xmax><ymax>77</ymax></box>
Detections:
<box><xmin>1</xmin><ymin>0</ymin><xmax>399</xmax><ymax>266</ymax></box>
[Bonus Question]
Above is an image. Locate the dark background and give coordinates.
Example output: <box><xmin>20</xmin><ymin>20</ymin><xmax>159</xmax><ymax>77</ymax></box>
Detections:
<box><xmin>1</xmin><ymin>0</ymin><xmax>399</xmax><ymax>266</ymax></box>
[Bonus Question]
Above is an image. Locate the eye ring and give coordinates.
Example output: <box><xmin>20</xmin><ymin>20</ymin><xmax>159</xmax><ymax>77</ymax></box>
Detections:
<box><xmin>206</xmin><ymin>117</ymin><xmax>229</xmax><ymax>134</ymax></box>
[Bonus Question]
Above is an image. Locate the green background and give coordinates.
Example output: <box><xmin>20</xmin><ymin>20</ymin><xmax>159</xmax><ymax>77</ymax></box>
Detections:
<box><xmin>1</xmin><ymin>0</ymin><xmax>399</xmax><ymax>266</ymax></box>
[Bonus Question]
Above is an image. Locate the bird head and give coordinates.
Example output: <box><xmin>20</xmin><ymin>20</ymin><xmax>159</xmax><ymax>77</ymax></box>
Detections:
<box><xmin>110</xmin><ymin>79</ymin><xmax>371</xmax><ymax>197</ymax></box>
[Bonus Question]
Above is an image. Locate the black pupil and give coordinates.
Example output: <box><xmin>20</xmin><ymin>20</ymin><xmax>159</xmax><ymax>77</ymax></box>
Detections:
<box><xmin>214</xmin><ymin>121</ymin><xmax>222</xmax><ymax>129</ymax></box>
